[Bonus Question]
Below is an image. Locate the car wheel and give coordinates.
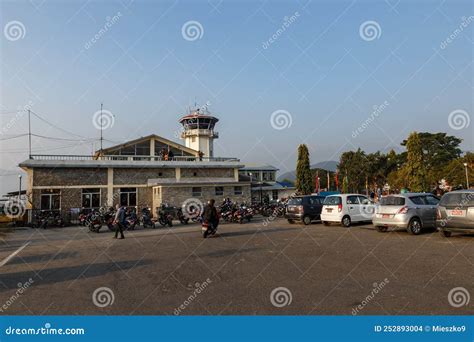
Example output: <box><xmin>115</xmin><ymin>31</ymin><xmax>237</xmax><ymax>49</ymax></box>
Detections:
<box><xmin>439</xmin><ymin>229</ymin><xmax>452</xmax><ymax>237</ymax></box>
<box><xmin>341</xmin><ymin>216</ymin><xmax>351</xmax><ymax>228</ymax></box>
<box><xmin>407</xmin><ymin>218</ymin><xmax>422</xmax><ymax>235</ymax></box>
<box><xmin>375</xmin><ymin>226</ymin><xmax>388</xmax><ymax>233</ymax></box>
<box><xmin>303</xmin><ymin>216</ymin><xmax>311</xmax><ymax>225</ymax></box>
<box><xmin>287</xmin><ymin>219</ymin><xmax>295</xmax><ymax>224</ymax></box>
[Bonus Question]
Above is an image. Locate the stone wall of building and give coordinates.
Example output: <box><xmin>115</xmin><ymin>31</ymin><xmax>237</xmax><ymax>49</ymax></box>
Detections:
<box><xmin>113</xmin><ymin>168</ymin><xmax>175</xmax><ymax>185</ymax></box>
<box><xmin>33</xmin><ymin>168</ymin><xmax>107</xmax><ymax>186</ymax></box>
<box><xmin>32</xmin><ymin>189</ymin><xmax>41</xmax><ymax>209</ymax></box>
<box><xmin>181</xmin><ymin>168</ymin><xmax>234</xmax><ymax>178</ymax></box>
<box><xmin>158</xmin><ymin>184</ymin><xmax>251</xmax><ymax>208</ymax></box>
<box><xmin>60</xmin><ymin>188</ymin><xmax>82</xmax><ymax>209</ymax></box>
<box><xmin>138</xmin><ymin>187</ymin><xmax>152</xmax><ymax>209</ymax></box>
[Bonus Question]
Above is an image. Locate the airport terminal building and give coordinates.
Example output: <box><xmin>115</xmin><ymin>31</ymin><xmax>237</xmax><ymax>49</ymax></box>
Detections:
<box><xmin>18</xmin><ymin>110</ymin><xmax>251</xmax><ymax>216</ymax></box>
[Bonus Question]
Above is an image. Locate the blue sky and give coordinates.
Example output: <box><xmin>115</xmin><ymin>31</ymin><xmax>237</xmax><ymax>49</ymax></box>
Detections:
<box><xmin>1</xmin><ymin>0</ymin><xmax>473</xmax><ymax>192</ymax></box>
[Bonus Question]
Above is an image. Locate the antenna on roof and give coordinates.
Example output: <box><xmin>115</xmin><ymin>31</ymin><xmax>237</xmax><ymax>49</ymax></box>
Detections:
<box><xmin>100</xmin><ymin>103</ymin><xmax>103</xmax><ymax>154</ymax></box>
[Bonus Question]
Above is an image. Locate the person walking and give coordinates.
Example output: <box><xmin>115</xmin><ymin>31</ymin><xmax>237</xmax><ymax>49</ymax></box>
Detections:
<box><xmin>113</xmin><ymin>204</ymin><xmax>125</xmax><ymax>239</ymax></box>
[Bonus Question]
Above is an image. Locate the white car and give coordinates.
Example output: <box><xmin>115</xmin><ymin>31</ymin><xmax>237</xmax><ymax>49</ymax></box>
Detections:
<box><xmin>321</xmin><ymin>194</ymin><xmax>375</xmax><ymax>227</ymax></box>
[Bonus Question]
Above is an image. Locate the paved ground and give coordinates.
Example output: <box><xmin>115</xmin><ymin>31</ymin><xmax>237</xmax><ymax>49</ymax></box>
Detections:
<box><xmin>0</xmin><ymin>217</ymin><xmax>472</xmax><ymax>315</ymax></box>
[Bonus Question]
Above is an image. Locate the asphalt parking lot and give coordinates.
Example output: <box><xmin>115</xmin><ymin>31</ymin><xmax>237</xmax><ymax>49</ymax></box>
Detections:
<box><xmin>0</xmin><ymin>217</ymin><xmax>472</xmax><ymax>315</ymax></box>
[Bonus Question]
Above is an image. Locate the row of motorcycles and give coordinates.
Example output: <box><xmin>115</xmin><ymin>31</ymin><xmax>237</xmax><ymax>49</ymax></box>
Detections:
<box><xmin>218</xmin><ymin>201</ymin><xmax>286</xmax><ymax>224</ymax></box>
<box><xmin>219</xmin><ymin>202</ymin><xmax>254</xmax><ymax>224</ymax></box>
<box><xmin>33</xmin><ymin>211</ymin><xmax>65</xmax><ymax>229</ymax></box>
<box><xmin>79</xmin><ymin>206</ymin><xmax>198</xmax><ymax>233</ymax></box>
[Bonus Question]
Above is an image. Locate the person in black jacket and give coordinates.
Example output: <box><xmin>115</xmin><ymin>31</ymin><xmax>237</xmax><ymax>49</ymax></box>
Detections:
<box><xmin>202</xmin><ymin>199</ymin><xmax>219</xmax><ymax>230</ymax></box>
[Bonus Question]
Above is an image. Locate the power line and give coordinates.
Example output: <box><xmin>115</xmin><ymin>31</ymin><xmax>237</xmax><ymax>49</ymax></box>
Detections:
<box><xmin>29</xmin><ymin>110</ymin><xmax>92</xmax><ymax>139</ymax></box>
<box><xmin>31</xmin><ymin>134</ymin><xmax>96</xmax><ymax>142</ymax></box>
<box><xmin>0</xmin><ymin>134</ymin><xmax>29</xmax><ymax>141</ymax></box>
<box><xmin>0</xmin><ymin>141</ymin><xmax>92</xmax><ymax>153</ymax></box>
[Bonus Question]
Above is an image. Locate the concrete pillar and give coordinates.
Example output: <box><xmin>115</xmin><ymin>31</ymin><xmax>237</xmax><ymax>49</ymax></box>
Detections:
<box><xmin>26</xmin><ymin>168</ymin><xmax>33</xmax><ymax>209</ymax></box>
<box><xmin>176</xmin><ymin>167</ymin><xmax>181</xmax><ymax>181</ymax></box>
<box><xmin>234</xmin><ymin>168</ymin><xmax>239</xmax><ymax>181</ymax></box>
<box><xmin>107</xmin><ymin>168</ymin><xmax>114</xmax><ymax>206</ymax></box>
<box><xmin>150</xmin><ymin>138</ymin><xmax>155</xmax><ymax>157</ymax></box>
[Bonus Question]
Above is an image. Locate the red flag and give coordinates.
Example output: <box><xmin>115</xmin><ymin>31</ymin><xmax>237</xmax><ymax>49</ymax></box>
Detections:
<box><xmin>335</xmin><ymin>170</ymin><xmax>339</xmax><ymax>190</ymax></box>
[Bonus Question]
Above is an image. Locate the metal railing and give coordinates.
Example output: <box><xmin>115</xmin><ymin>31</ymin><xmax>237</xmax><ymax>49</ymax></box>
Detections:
<box><xmin>29</xmin><ymin>155</ymin><xmax>239</xmax><ymax>162</ymax></box>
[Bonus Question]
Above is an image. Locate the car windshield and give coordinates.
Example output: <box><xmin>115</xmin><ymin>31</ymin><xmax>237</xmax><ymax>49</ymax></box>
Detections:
<box><xmin>440</xmin><ymin>192</ymin><xmax>474</xmax><ymax>207</ymax></box>
<box><xmin>380</xmin><ymin>196</ymin><xmax>405</xmax><ymax>206</ymax></box>
<box><xmin>324</xmin><ymin>196</ymin><xmax>341</xmax><ymax>205</ymax></box>
<box><xmin>287</xmin><ymin>198</ymin><xmax>303</xmax><ymax>205</ymax></box>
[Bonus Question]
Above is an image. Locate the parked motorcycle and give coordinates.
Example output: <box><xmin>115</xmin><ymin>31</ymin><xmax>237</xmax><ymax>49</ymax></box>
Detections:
<box><xmin>124</xmin><ymin>209</ymin><xmax>138</xmax><ymax>230</ymax></box>
<box><xmin>157</xmin><ymin>205</ymin><xmax>173</xmax><ymax>227</ymax></box>
<box><xmin>140</xmin><ymin>207</ymin><xmax>156</xmax><ymax>228</ymax></box>
<box><xmin>88</xmin><ymin>211</ymin><xmax>102</xmax><ymax>233</ymax></box>
<box><xmin>78</xmin><ymin>210</ymin><xmax>88</xmax><ymax>226</ymax></box>
<box><xmin>34</xmin><ymin>211</ymin><xmax>48</xmax><ymax>229</ymax></box>
<box><xmin>176</xmin><ymin>208</ymin><xmax>189</xmax><ymax>224</ymax></box>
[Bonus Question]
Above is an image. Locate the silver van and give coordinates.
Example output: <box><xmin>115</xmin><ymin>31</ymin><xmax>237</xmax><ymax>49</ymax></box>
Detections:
<box><xmin>437</xmin><ymin>190</ymin><xmax>474</xmax><ymax>237</ymax></box>
<box><xmin>372</xmin><ymin>193</ymin><xmax>440</xmax><ymax>234</ymax></box>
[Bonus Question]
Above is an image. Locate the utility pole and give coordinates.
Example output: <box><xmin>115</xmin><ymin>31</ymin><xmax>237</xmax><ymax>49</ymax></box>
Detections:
<box><xmin>28</xmin><ymin>109</ymin><xmax>31</xmax><ymax>158</ymax></box>
<box><xmin>100</xmin><ymin>103</ymin><xmax>103</xmax><ymax>154</ymax></box>
<box><xmin>327</xmin><ymin>171</ymin><xmax>330</xmax><ymax>192</ymax></box>
<box><xmin>464</xmin><ymin>163</ymin><xmax>470</xmax><ymax>189</ymax></box>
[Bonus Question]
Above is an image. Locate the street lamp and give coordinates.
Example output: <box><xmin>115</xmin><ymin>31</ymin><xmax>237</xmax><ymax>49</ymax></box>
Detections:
<box><xmin>463</xmin><ymin>163</ymin><xmax>470</xmax><ymax>189</ymax></box>
<box><xmin>18</xmin><ymin>174</ymin><xmax>22</xmax><ymax>201</ymax></box>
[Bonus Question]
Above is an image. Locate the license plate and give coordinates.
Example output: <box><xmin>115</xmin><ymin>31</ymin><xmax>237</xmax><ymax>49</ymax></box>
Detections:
<box><xmin>288</xmin><ymin>207</ymin><xmax>295</xmax><ymax>212</ymax></box>
<box><xmin>382</xmin><ymin>214</ymin><xmax>391</xmax><ymax>218</ymax></box>
<box><xmin>326</xmin><ymin>208</ymin><xmax>333</xmax><ymax>213</ymax></box>
<box><xmin>448</xmin><ymin>209</ymin><xmax>466</xmax><ymax>217</ymax></box>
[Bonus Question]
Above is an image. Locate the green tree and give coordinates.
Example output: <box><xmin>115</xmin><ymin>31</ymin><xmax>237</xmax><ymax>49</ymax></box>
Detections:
<box><xmin>295</xmin><ymin>144</ymin><xmax>313</xmax><ymax>194</ymax></box>
<box><xmin>403</xmin><ymin>132</ymin><xmax>427</xmax><ymax>192</ymax></box>
<box><xmin>442</xmin><ymin>152</ymin><xmax>473</xmax><ymax>189</ymax></box>
<box><xmin>401</xmin><ymin>132</ymin><xmax>462</xmax><ymax>187</ymax></box>
<box><xmin>338</xmin><ymin>148</ymin><xmax>367</xmax><ymax>192</ymax></box>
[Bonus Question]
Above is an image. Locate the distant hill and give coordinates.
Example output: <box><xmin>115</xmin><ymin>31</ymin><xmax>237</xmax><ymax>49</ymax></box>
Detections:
<box><xmin>277</xmin><ymin>161</ymin><xmax>338</xmax><ymax>182</ymax></box>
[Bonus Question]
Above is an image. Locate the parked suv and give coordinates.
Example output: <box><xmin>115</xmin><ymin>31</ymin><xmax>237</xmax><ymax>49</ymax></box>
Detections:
<box><xmin>372</xmin><ymin>193</ymin><xmax>440</xmax><ymax>234</ymax></box>
<box><xmin>437</xmin><ymin>190</ymin><xmax>474</xmax><ymax>237</ymax></box>
<box><xmin>285</xmin><ymin>195</ymin><xmax>325</xmax><ymax>225</ymax></box>
<box><xmin>321</xmin><ymin>194</ymin><xmax>375</xmax><ymax>227</ymax></box>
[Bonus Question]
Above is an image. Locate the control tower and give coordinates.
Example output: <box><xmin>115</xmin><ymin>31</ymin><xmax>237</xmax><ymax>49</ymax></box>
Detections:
<box><xmin>179</xmin><ymin>107</ymin><xmax>219</xmax><ymax>157</ymax></box>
